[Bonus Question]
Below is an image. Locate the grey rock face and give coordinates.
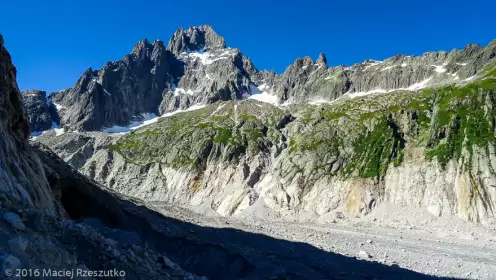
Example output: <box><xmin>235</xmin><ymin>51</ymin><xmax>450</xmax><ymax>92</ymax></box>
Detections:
<box><xmin>51</xmin><ymin>39</ymin><xmax>175</xmax><ymax>131</ymax></box>
<box><xmin>21</xmin><ymin>89</ymin><xmax>53</xmax><ymax>132</ymax></box>
<box><xmin>262</xmin><ymin>40</ymin><xmax>496</xmax><ymax>104</ymax></box>
<box><xmin>0</xmin><ymin>254</ymin><xmax>21</xmax><ymax>273</ymax></box>
<box><xmin>50</xmin><ymin>25</ymin><xmax>258</xmax><ymax>131</ymax></box>
<box><xmin>159</xmin><ymin>47</ymin><xmax>256</xmax><ymax>113</ymax></box>
<box><xmin>167</xmin><ymin>24</ymin><xmax>226</xmax><ymax>56</ymax></box>
<box><xmin>316</xmin><ymin>53</ymin><xmax>327</xmax><ymax>67</ymax></box>
<box><xmin>38</xmin><ymin>75</ymin><xmax>496</xmax><ymax>224</ymax></box>
<box><xmin>2</xmin><ymin>212</ymin><xmax>26</xmax><ymax>230</ymax></box>
<box><xmin>0</xmin><ymin>35</ymin><xmax>55</xmax><ymax>213</ymax></box>
<box><xmin>8</xmin><ymin>236</ymin><xmax>28</xmax><ymax>253</ymax></box>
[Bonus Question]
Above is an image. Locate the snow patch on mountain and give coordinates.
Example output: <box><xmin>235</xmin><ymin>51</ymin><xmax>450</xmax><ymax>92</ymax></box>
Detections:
<box><xmin>103</xmin><ymin>113</ymin><xmax>159</xmax><ymax>134</ymax></box>
<box><xmin>248</xmin><ymin>92</ymin><xmax>279</xmax><ymax>105</ymax></box>
<box><xmin>182</xmin><ymin>48</ymin><xmax>236</xmax><ymax>65</ymax></box>
<box><xmin>381</xmin><ymin>65</ymin><xmax>397</xmax><ymax>71</ymax></box>
<box><xmin>174</xmin><ymin>87</ymin><xmax>197</xmax><ymax>96</ymax></box>
<box><xmin>30</xmin><ymin>122</ymin><xmax>65</xmax><ymax>139</ymax></box>
<box><xmin>464</xmin><ymin>75</ymin><xmax>477</xmax><ymax>82</ymax></box>
<box><xmin>52</xmin><ymin>102</ymin><xmax>65</xmax><ymax>111</ymax></box>
<box><xmin>345</xmin><ymin>77</ymin><xmax>433</xmax><ymax>99</ymax></box>
<box><xmin>103</xmin><ymin>105</ymin><xmax>207</xmax><ymax>134</ymax></box>
<box><xmin>363</xmin><ymin>60</ymin><xmax>384</xmax><ymax>71</ymax></box>
<box><xmin>247</xmin><ymin>83</ymin><xmax>279</xmax><ymax>106</ymax></box>
<box><xmin>432</xmin><ymin>65</ymin><xmax>447</xmax><ymax>73</ymax></box>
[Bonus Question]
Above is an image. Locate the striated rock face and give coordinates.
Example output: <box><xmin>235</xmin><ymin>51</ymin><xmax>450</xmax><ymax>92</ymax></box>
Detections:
<box><xmin>41</xmin><ymin>25</ymin><xmax>257</xmax><ymax>132</ymax></box>
<box><xmin>37</xmin><ymin>62</ymin><xmax>496</xmax><ymax>225</ymax></box>
<box><xmin>20</xmin><ymin>89</ymin><xmax>54</xmax><ymax>132</ymax></box>
<box><xmin>158</xmin><ymin>47</ymin><xmax>255</xmax><ymax>114</ymax></box>
<box><xmin>0</xmin><ymin>35</ymin><xmax>56</xmax><ymax>213</ymax></box>
<box><xmin>50</xmin><ymin>39</ymin><xmax>176</xmax><ymax>131</ymax></box>
<box><xmin>264</xmin><ymin>40</ymin><xmax>496</xmax><ymax>104</ymax></box>
<box><xmin>167</xmin><ymin>24</ymin><xmax>226</xmax><ymax>56</ymax></box>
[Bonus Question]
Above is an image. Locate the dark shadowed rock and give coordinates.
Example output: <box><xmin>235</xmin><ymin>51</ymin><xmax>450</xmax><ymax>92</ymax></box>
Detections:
<box><xmin>21</xmin><ymin>89</ymin><xmax>52</xmax><ymax>132</ymax></box>
<box><xmin>316</xmin><ymin>53</ymin><xmax>327</xmax><ymax>68</ymax></box>
<box><xmin>51</xmin><ymin>40</ymin><xmax>176</xmax><ymax>131</ymax></box>
<box><xmin>0</xmin><ymin>34</ymin><xmax>55</xmax><ymax>212</ymax></box>
<box><xmin>167</xmin><ymin>24</ymin><xmax>226</xmax><ymax>56</ymax></box>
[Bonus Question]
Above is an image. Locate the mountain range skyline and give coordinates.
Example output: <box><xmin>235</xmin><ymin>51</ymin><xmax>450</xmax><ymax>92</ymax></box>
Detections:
<box><xmin>2</xmin><ymin>0</ymin><xmax>495</xmax><ymax>93</ymax></box>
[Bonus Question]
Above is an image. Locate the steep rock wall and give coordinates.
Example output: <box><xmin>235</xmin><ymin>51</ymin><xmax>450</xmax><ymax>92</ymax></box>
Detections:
<box><xmin>0</xmin><ymin>34</ymin><xmax>56</xmax><ymax>213</ymax></box>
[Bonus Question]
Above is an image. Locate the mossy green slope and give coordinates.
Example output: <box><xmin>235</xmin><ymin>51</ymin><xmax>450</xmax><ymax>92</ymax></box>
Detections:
<box><xmin>110</xmin><ymin>100</ymin><xmax>290</xmax><ymax>171</ymax></box>
<box><xmin>288</xmin><ymin>62</ymin><xmax>496</xmax><ymax>180</ymax></box>
<box><xmin>110</xmin><ymin>63</ymin><xmax>496</xmax><ymax>181</ymax></box>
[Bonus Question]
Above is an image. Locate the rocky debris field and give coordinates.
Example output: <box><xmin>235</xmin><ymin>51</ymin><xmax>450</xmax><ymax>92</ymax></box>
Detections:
<box><xmin>149</xmin><ymin>201</ymin><xmax>496</xmax><ymax>280</ymax></box>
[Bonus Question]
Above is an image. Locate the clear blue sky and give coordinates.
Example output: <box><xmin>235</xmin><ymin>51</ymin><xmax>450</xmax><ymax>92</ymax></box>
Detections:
<box><xmin>1</xmin><ymin>0</ymin><xmax>495</xmax><ymax>93</ymax></box>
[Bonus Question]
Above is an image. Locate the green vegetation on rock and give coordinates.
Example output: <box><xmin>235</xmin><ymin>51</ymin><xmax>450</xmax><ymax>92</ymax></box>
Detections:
<box><xmin>425</xmin><ymin>77</ymin><xmax>496</xmax><ymax>168</ymax></box>
<box><xmin>109</xmin><ymin>67</ymin><xmax>496</xmax><ymax>182</ymax></box>
<box><xmin>109</xmin><ymin>101</ymin><xmax>290</xmax><ymax>171</ymax></box>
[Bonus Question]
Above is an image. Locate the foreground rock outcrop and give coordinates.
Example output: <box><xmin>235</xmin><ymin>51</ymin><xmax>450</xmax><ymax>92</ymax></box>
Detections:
<box><xmin>0</xmin><ymin>36</ymin><xmax>55</xmax><ymax>214</ymax></box>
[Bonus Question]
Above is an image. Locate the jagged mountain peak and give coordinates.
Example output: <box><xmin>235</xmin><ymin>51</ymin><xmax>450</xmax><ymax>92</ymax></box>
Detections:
<box><xmin>125</xmin><ymin>39</ymin><xmax>170</xmax><ymax>66</ymax></box>
<box><xmin>316</xmin><ymin>53</ymin><xmax>327</xmax><ymax>68</ymax></box>
<box><xmin>152</xmin><ymin>39</ymin><xmax>165</xmax><ymax>46</ymax></box>
<box><xmin>167</xmin><ymin>24</ymin><xmax>226</xmax><ymax>56</ymax></box>
<box><xmin>131</xmin><ymin>39</ymin><xmax>153</xmax><ymax>59</ymax></box>
<box><xmin>461</xmin><ymin>43</ymin><xmax>483</xmax><ymax>52</ymax></box>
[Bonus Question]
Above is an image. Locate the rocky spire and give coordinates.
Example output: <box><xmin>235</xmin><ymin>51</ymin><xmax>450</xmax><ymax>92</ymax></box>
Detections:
<box><xmin>316</xmin><ymin>53</ymin><xmax>327</xmax><ymax>68</ymax></box>
<box><xmin>167</xmin><ymin>24</ymin><xmax>226</xmax><ymax>56</ymax></box>
<box><xmin>131</xmin><ymin>39</ymin><xmax>153</xmax><ymax>60</ymax></box>
<box><xmin>167</xmin><ymin>27</ymin><xmax>187</xmax><ymax>56</ymax></box>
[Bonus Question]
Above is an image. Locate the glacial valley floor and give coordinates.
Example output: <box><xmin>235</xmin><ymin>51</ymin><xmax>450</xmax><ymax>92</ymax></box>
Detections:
<box><xmin>148</xmin><ymin>202</ymin><xmax>496</xmax><ymax>280</ymax></box>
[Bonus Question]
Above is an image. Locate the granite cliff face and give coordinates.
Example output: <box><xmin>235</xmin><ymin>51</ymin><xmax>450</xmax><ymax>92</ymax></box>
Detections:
<box><xmin>0</xmin><ymin>37</ymin><xmax>55</xmax><ymax>213</ymax></box>
<box><xmin>20</xmin><ymin>89</ymin><xmax>55</xmax><ymax>132</ymax></box>
<box><xmin>167</xmin><ymin>25</ymin><xmax>226</xmax><ymax>56</ymax></box>
<box><xmin>50</xmin><ymin>39</ymin><xmax>176</xmax><ymax>131</ymax></box>
<box><xmin>35</xmin><ymin>25</ymin><xmax>257</xmax><ymax>132</ymax></box>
